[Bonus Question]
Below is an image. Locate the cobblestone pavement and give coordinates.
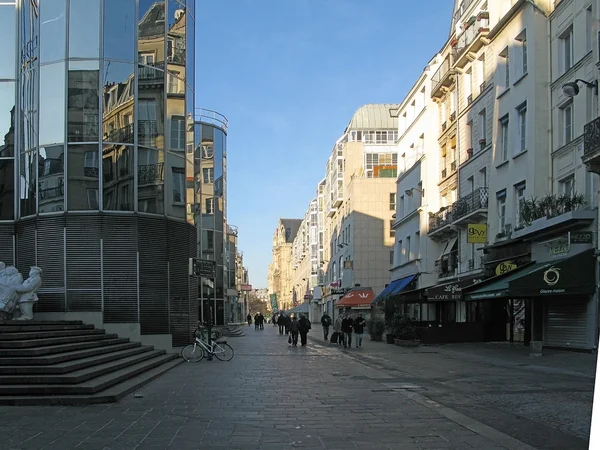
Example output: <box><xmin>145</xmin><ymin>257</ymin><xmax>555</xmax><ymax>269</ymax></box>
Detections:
<box><xmin>0</xmin><ymin>324</ymin><xmax>591</xmax><ymax>449</ymax></box>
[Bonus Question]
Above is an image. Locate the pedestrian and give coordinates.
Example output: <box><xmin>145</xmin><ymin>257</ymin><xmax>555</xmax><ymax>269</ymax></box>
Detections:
<box><xmin>289</xmin><ymin>315</ymin><xmax>300</xmax><ymax>346</ymax></box>
<box><xmin>277</xmin><ymin>313</ymin><xmax>285</xmax><ymax>335</ymax></box>
<box><xmin>246</xmin><ymin>313</ymin><xmax>252</xmax><ymax>327</ymax></box>
<box><xmin>254</xmin><ymin>313</ymin><xmax>260</xmax><ymax>330</ymax></box>
<box><xmin>258</xmin><ymin>312</ymin><xmax>265</xmax><ymax>330</ymax></box>
<box><xmin>333</xmin><ymin>314</ymin><xmax>343</xmax><ymax>346</ymax></box>
<box><xmin>353</xmin><ymin>313</ymin><xmax>366</xmax><ymax>348</ymax></box>
<box><xmin>341</xmin><ymin>313</ymin><xmax>353</xmax><ymax>349</ymax></box>
<box><xmin>298</xmin><ymin>314</ymin><xmax>311</xmax><ymax>346</ymax></box>
<box><xmin>320</xmin><ymin>311</ymin><xmax>332</xmax><ymax>341</ymax></box>
<box><xmin>284</xmin><ymin>314</ymin><xmax>291</xmax><ymax>335</ymax></box>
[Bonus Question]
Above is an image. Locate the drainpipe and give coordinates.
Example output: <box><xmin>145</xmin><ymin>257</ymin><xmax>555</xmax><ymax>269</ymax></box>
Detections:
<box><xmin>455</xmin><ymin>62</ymin><xmax>461</xmax><ymax>321</ymax></box>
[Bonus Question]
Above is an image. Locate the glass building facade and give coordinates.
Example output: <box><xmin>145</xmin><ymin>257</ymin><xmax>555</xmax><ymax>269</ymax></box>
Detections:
<box><xmin>0</xmin><ymin>0</ymin><xmax>198</xmax><ymax>347</ymax></box>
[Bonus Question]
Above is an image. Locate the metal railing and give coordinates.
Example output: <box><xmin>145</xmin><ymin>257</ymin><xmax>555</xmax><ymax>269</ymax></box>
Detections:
<box><xmin>429</xmin><ymin>204</ymin><xmax>455</xmax><ymax>233</ymax></box>
<box><xmin>584</xmin><ymin>116</ymin><xmax>600</xmax><ymax>157</ymax></box>
<box><xmin>196</xmin><ymin>108</ymin><xmax>228</xmax><ymax>132</ymax></box>
<box><xmin>104</xmin><ymin>123</ymin><xmax>134</xmax><ymax>144</ymax></box>
<box><xmin>452</xmin><ymin>187</ymin><xmax>488</xmax><ymax>222</ymax></box>
<box><xmin>431</xmin><ymin>53</ymin><xmax>456</xmax><ymax>95</ymax></box>
<box><xmin>138</xmin><ymin>162</ymin><xmax>164</xmax><ymax>184</ymax></box>
<box><xmin>456</xmin><ymin>17</ymin><xmax>490</xmax><ymax>58</ymax></box>
<box><xmin>68</xmin><ymin>121</ymin><xmax>99</xmax><ymax>142</ymax></box>
<box><xmin>84</xmin><ymin>167</ymin><xmax>99</xmax><ymax>178</ymax></box>
<box><xmin>39</xmin><ymin>185</ymin><xmax>64</xmax><ymax>200</ymax></box>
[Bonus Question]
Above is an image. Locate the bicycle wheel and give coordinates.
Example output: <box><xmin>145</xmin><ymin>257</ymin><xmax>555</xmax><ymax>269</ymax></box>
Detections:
<box><xmin>213</xmin><ymin>342</ymin><xmax>234</xmax><ymax>361</ymax></box>
<box><xmin>181</xmin><ymin>343</ymin><xmax>204</xmax><ymax>362</ymax></box>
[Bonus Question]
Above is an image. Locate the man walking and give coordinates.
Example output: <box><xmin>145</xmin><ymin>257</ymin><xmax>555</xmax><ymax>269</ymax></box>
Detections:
<box><xmin>320</xmin><ymin>312</ymin><xmax>332</xmax><ymax>341</ymax></box>
<box><xmin>298</xmin><ymin>314</ymin><xmax>311</xmax><ymax>346</ymax></box>
<box><xmin>289</xmin><ymin>315</ymin><xmax>300</xmax><ymax>346</ymax></box>
<box><xmin>341</xmin><ymin>313</ymin><xmax>353</xmax><ymax>349</ymax></box>
<box><xmin>353</xmin><ymin>313</ymin><xmax>366</xmax><ymax>348</ymax></box>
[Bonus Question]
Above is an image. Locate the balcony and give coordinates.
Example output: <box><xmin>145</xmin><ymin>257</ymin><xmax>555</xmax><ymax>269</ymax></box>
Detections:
<box><xmin>583</xmin><ymin>116</ymin><xmax>600</xmax><ymax>173</ymax></box>
<box><xmin>39</xmin><ymin>185</ymin><xmax>64</xmax><ymax>200</ymax></box>
<box><xmin>138</xmin><ymin>162</ymin><xmax>164</xmax><ymax>184</ymax></box>
<box><xmin>431</xmin><ymin>53</ymin><xmax>457</xmax><ymax>99</ymax></box>
<box><xmin>452</xmin><ymin>187</ymin><xmax>488</xmax><ymax>226</ymax></box>
<box><xmin>104</xmin><ymin>123</ymin><xmax>134</xmax><ymax>144</ymax></box>
<box><xmin>68</xmin><ymin>121</ymin><xmax>99</xmax><ymax>142</ymax></box>
<box><xmin>428</xmin><ymin>204</ymin><xmax>457</xmax><ymax>240</ymax></box>
<box><xmin>84</xmin><ymin>167</ymin><xmax>99</xmax><ymax>178</ymax></box>
<box><xmin>138</xmin><ymin>120</ymin><xmax>158</xmax><ymax>147</ymax></box>
<box><xmin>454</xmin><ymin>14</ymin><xmax>490</xmax><ymax>68</ymax></box>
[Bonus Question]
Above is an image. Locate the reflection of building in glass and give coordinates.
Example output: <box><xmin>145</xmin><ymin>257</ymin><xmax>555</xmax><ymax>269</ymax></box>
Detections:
<box><xmin>195</xmin><ymin>111</ymin><xmax>229</xmax><ymax>325</ymax></box>
<box><xmin>0</xmin><ymin>0</ymin><xmax>197</xmax><ymax>349</ymax></box>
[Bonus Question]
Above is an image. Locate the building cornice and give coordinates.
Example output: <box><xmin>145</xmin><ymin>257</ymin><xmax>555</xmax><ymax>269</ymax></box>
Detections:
<box><xmin>487</xmin><ymin>0</ymin><xmax>549</xmax><ymax>43</ymax></box>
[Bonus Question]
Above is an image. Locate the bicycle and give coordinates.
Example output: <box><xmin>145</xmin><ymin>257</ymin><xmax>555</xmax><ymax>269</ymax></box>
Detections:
<box><xmin>181</xmin><ymin>324</ymin><xmax>234</xmax><ymax>362</ymax></box>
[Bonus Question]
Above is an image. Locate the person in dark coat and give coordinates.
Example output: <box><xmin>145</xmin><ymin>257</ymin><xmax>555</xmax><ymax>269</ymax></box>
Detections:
<box><xmin>284</xmin><ymin>314</ymin><xmax>291</xmax><ymax>335</ymax></box>
<box><xmin>277</xmin><ymin>313</ymin><xmax>285</xmax><ymax>334</ymax></box>
<box><xmin>298</xmin><ymin>314</ymin><xmax>311</xmax><ymax>346</ymax></box>
<box><xmin>246</xmin><ymin>313</ymin><xmax>252</xmax><ymax>326</ymax></box>
<box><xmin>289</xmin><ymin>315</ymin><xmax>300</xmax><ymax>346</ymax></box>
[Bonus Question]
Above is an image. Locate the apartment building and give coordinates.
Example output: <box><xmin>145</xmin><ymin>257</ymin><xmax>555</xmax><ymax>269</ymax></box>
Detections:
<box><xmin>267</xmin><ymin>218</ymin><xmax>302</xmax><ymax>310</ymax></box>
<box><xmin>385</xmin><ymin>55</ymin><xmax>441</xmax><ymax>318</ymax></box>
<box><xmin>320</xmin><ymin>104</ymin><xmax>399</xmax><ymax>316</ymax></box>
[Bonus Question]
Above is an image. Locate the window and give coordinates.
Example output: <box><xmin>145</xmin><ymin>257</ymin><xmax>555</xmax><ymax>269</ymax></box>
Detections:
<box><xmin>467</xmin><ymin>176</ymin><xmax>474</xmax><ymax>193</ymax></box>
<box><xmin>170</xmin><ymin>115</ymin><xmax>186</xmax><ymax>150</ymax></box>
<box><xmin>480</xmin><ymin>167</ymin><xmax>487</xmax><ymax>188</ymax></box>
<box><xmin>84</xmin><ymin>151</ymin><xmax>98</xmax><ymax>168</ymax></box>
<box><xmin>389</xmin><ymin>192</ymin><xmax>396</xmax><ymax>210</ymax></box>
<box><xmin>560</xmin><ymin>175</ymin><xmax>575</xmax><ymax>195</ymax></box>
<box><xmin>516</xmin><ymin>102</ymin><xmax>527</xmax><ymax>154</ymax></box>
<box><xmin>167</xmin><ymin>71</ymin><xmax>182</xmax><ymax>94</ymax></box>
<box><xmin>87</xmin><ymin>189</ymin><xmax>99</xmax><ymax>209</ymax></box>
<box><xmin>399</xmin><ymin>195</ymin><xmax>405</xmax><ymax>218</ymax></box>
<box><xmin>206</xmin><ymin>230</ymin><xmax>214</xmax><ymax>250</ymax></box>
<box><xmin>406</xmin><ymin>235</ymin><xmax>412</xmax><ymax>261</ymax></box>
<box><xmin>414</xmin><ymin>232</ymin><xmax>420</xmax><ymax>260</ymax></box>
<box><xmin>561</xmin><ymin>102</ymin><xmax>573</xmax><ymax>145</ymax></box>
<box><xmin>586</xmin><ymin>6</ymin><xmax>593</xmax><ymax>53</ymax></box>
<box><xmin>172</xmin><ymin>168</ymin><xmax>185</xmax><ymax>203</ymax></box>
<box><xmin>390</xmin><ymin>220</ymin><xmax>395</xmax><ymax>238</ymax></box>
<box><xmin>478</xmin><ymin>54</ymin><xmax>486</xmax><ymax>89</ymax></box>
<box><xmin>467</xmin><ymin>121</ymin><xmax>473</xmax><ymax>150</ymax></box>
<box><xmin>465</xmin><ymin>69</ymin><xmax>472</xmax><ymax>101</ymax></box>
<box><xmin>138</xmin><ymin>53</ymin><xmax>154</xmax><ymax>65</ymax></box>
<box><xmin>389</xmin><ymin>250</ymin><xmax>394</xmax><ymax>265</ymax></box>
<box><xmin>515</xmin><ymin>30</ymin><xmax>528</xmax><ymax>77</ymax></box>
<box><xmin>515</xmin><ymin>182</ymin><xmax>526</xmax><ymax>228</ymax></box>
<box><xmin>497</xmin><ymin>190</ymin><xmax>507</xmax><ymax>231</ymax></box>
<box><xmin>499</xmin><ymin>115</ymin><xmax>509</xmax><ymax>161</ymax></box>
<box><xmin>560</xmin><ymin>27</ymin><xmax>573</xmax><ymax>73</ymax></box>
<box><xmin>399</xmin><ymin>240</ymin><xmax>404</xmax><ymax>264</ymax></box>
<box><xmin>205</xmin><ymin>197</ymin><xmax>214</xmax><ymax>214</ymax></box>
<box><xmin>498</xmin><ymin>47</ymin><xmax>509</xmax><ymax>89</ymax></box>
<box><xmin>202</xmin><ymin>167</ymin><xmax>214</xmax><ymax>184</ymax></box>
<box><xmin>479</xmin><ymin>108</ymin><xmax>487</xmax><ymax>146</ymax></box>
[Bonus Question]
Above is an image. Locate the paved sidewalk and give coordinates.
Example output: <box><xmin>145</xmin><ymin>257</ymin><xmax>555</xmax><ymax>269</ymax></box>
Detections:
<box><xmin>0</xmin><ymin>324</ymin><xmax>546</xmax><ymax>450</ymax></box>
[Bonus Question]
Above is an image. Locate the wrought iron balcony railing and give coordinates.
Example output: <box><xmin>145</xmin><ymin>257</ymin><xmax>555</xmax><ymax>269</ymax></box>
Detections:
<box><xmin>429</xmin><ymin>204</ymin><xmax>455</xmax><ymax>233</ymax></box>
<box><xmin>452</xmin><ymin>187</ymin><xmax>488</xmax><ymax>222</ymax></box>
<box><xmin>104</xmin><ymin>123</ymin><xmax>134</xmax><ymax>144</ymax></box>
<box><xmin>39</xmin><ymin>185</ymin><xmax>64</xmax><ymax>200</ymax></box>
<box><xmin>68</xmin><ymin>121</ymin><xmax>99</xmax><ymax>142</ymax></box>
<box><xmin>84</xmin><ymin>167</ymin><xmax>99</xmax><ymax>178</ymax></box>
<box><xmin>584</xmin><ymin>116</ymin><xmax>600</xmax><ymax>157</ymax></box>
<box><xmin>138</xmin><ymin>162</ymin><xmax>164</xmax><ymax>184</ymax></box>
<box><xmin>456</xmin><ymin>16</ymin><xmax>490</xmax><ymax>58</ymax></box>
<box><xmin>138</xmin><ymin>120</ymin><xmax>158</xmax><ymax>147</ymax></box>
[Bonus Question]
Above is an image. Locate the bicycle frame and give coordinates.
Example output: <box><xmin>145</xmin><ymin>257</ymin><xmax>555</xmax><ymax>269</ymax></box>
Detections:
<box><xmin>192</xmin><ymin>336</ymin><xmax>226</xmax><ymax>357</ymax></box>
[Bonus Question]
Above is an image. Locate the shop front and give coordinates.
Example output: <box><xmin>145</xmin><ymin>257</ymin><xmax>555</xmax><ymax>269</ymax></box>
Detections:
<box><xmin>336</xmin><ymin>288</ymin><xmax>375</xmax><ymax>321</ymax></box>
<box><xmin>464</xmin><ymin>248</ymin><xmax>597</xmax><ymax>351</ymax></box>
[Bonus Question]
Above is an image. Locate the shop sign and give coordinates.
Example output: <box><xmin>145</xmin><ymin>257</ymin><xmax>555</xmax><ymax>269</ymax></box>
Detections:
<box><xmin>495</xmin><ymin>261</ymin><xmax>517</xmax><ymax>276</ymax></box>
<box><xmin>548</xmin><ymin>240</ymin><xmax>569</xmax><ymax>258</ymax></box>
<box><xmin>467</xmin><ymin>224</ymin><xmax>487</xmax><ymax>244</ymax></box>
<box><xmin>331</xmin><ymin>288</ymin><xmax>345</xmax><ymax>295</ymax></box>
<box><xmin>570</xmin><ymin>231</ymin><xmax>593</xmax><ymax>244</ymax></box>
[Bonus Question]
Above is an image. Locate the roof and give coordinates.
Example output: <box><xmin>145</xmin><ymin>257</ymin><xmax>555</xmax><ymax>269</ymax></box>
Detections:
<box><xmin>337</xmin><ymin>289</ymin><xmax>375</xmax><ymax>308</ymax></box>
<box><xmin>280</xmin><ymin>219</ymin><xmax>303</xmax><ymax>243</ymax></box>
<box><xmin>345</xmin><ymin>104</ymin><xmax>400</xmax><ymax>131</ymax></box>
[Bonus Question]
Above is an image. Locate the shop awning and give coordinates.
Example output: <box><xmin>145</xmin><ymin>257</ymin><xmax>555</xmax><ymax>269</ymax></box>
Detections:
<box><xmin>463</xmin><ymin>249</ymin><xmax>596</xmax><ymax>301</ymax></box>
<box><xmin>425</xmin><ymin>274</ymin><xmax>485</xmax><ymax>302</ymax></box>
<box><xmin>284</xmin><ymin>302</ymin><xmax>310</xmax><ymax>314</ymax></box>
<box><xmin>439</xmin><ymin>237</ymin><xmax>458</xmax><ymax>260</ymax></box>
<box><xmin>372</xmin><ymin>274</ymin><xmax>417</xmax><ymax>304</ymax></box>
<box><xmin>337</xmin><ymin>288</ymin><xmax>375</xmax><ymax>308</ymax></box>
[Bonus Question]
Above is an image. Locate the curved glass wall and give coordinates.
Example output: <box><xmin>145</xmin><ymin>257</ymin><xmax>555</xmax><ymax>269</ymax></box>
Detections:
<box><xmin>196</xmin><ymin>120</ymin><xmax>227</xmax><ymax>325</ymax></box>
<box><xmin>10</xmin><ymin>0</ymin><xmax>194</xmax><ymax>219</ymax></box>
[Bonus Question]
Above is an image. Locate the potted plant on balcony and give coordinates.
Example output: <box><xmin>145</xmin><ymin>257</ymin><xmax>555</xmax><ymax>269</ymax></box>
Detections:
<box><xmin>477</xmin><ymin>11</ymin><xmax>489</xmax><ymax>20</ymax></box>
<box><xmin>368</xmin><ymin>319</ymin><xmax>385</xmax><ymax>341</ymax></box>
<box><xmin>450</xmin><ymin>38</ymin><xmax>458</xmax><ymax>47</ymax></box>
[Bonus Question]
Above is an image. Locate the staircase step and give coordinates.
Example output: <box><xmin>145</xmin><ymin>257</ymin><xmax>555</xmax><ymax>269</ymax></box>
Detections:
<box><xmin>0</xmin><ymin>328</ymin><xmax>105</xmax><ymax>341</ymax></box>
<box><xmin>0</xmin><ymin>324</ymin><xmax>94</xmax><ymax>333</ymax></box>
<box><xmin>0</xmin><ymin>341</ymin><xmax>141</xmax><ymax>365</ymax></box>
<box><xmin>0</xmin><ymin>320</ymin><xmax>83</xmax><ymax>326</ymax></box>
<box><xmin>0</xmin><ymin>330</ymin><xmax>109</xmax><ymax>348</ymax></box>
<box><xmin>0</xmin><ymin>349</ymin><xmax>166</xmax><ymax>384</ymax></box>
<box><xmin>0</xmin><ymin>345</ymin><xmax>154</xmax><ymax>375</ymax></box>
<box><xmin>0</xmin><ymin>336</ymin><xmax>126</xmax><ymax>357</ymax></box>
<box><xmin>0</xmin><ymin>353</ymin><xmax>179</xmax><ymax>395</ymax></box>
<box><xmin>0</xmin><ymin>358</ymin><xmax>183</xmax><ymax>405</ymax></box>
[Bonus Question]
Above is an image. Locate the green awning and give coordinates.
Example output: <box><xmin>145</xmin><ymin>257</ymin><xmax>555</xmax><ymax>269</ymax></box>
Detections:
<box><xmin>463</xmin><ymin>249</ymin><xmax>596</xmax><ymax>301</ymax></box>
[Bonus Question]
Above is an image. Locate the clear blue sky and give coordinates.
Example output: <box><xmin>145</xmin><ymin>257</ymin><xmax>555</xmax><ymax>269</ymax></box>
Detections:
<box><xmin>196</xmin><ymin>0</ymin><xmax>455</xmax><ymax>289</ymax></box>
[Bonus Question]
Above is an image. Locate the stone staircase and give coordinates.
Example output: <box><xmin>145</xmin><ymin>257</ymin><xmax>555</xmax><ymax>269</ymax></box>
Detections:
<box><xmin>0</xmin><ymin>320</ymin><xmax>182</xmax><ymax>406</ymax></box>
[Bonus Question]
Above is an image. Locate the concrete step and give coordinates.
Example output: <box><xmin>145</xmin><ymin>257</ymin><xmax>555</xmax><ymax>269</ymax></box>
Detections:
<box><xmin>0</xmin><ymin>328</ymin><xmax>105</xmax><ymax>341</ymax></box>
<box><xmin>0</xmin><ymin>345</ymin><xmax>155</xmax><ymax>375</ymax></box>
<box><xmin>0</xmin><ymin>320</ymin><xmax>83</xmax><ymax>326</ymax></box>
<box><xmin>0</xmin><ymin>341</ymin><xmax>141</xmax><ymax>365</ymax></box>
<box><xmin>0</xmin><ymin>358</ymin><xmax>183</xmax><ymax>406</ymax></box>
<box><xmin>0</xmin><ymin>348</ymin><xmax>166</xmax><ymax>384</ymax></box>
<box><xmin>0</xmin><ymin>324</ymin><xmax>94</xmax><ymax>333</ymax></box>
<box><xmin>0</xmin><ymin>336</ymin><xmax>126</xmax><ymax>357</ymax></box>
<box><xmin>0</xmin><ymin>330</ymin><xmax>108</xmax><ymax>348</ymax></box>
<box><xmin>0</xmin><ymin>353</ymin><xmax>179</xmax><ymax>396</ymax></box>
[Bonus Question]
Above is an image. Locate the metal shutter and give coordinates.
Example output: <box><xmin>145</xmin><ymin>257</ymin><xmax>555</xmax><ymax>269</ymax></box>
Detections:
<box><xmin>168</xmin><ymin>220</ymin><xmax>193</xmax><ymax>347</ymax></box>
<box><xmin>36</xmin><ymin>216</ymin><xmax>66</xmax><ymax>312</ymax></box>
<box><xmin>544</xmin><ymin>297</ymin><xmax>589</xmax><ymax>349</ymax></box>
<box><xmin>66</xmin><ymin>215</ymin><xmax>101</xmax><ymax>312</ymax></box>
<box><xmin>138</xmin><ymin>216</ymin><xmax>169</xmax><ymax>334</ymax></box>
<box><xmin>0</xmin><ymin>224</ymin><xmax>14</xmax><ymax>265</ymax></box>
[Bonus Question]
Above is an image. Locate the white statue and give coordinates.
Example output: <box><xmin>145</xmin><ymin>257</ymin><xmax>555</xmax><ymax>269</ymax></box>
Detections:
<box><xmin>13</xmin><ymin>267</ymin><xmax>43</xmax><ymax>320</ymax></box>
<box><xmin>0</xmin><ymin>263</ymin><xmax>24</xmax><ymax>319</ymax></box>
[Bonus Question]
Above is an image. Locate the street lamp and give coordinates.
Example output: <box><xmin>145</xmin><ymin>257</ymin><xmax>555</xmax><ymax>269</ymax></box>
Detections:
<box><xmin>405</xmin><ymin>187</ymin><xmax>424</xmax><ymax>197</ymax></box>
<box><xmin>562</xmin><ymin>79</ymin><xmax>598</xmax><ymax>97</ymax></box>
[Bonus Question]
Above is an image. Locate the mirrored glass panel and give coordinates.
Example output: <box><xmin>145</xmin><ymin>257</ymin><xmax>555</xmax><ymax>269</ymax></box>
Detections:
<box><xmin>102</xmin><ymin>62</ymin><xmax>134</xmax><ymax>145</ymax></box>
<box><xmin>102</xmin><ymin>144</ymin><xmax>133</xmax><ymax>210</ymax></box>
<box><xmin>138</xmin><ymin>146</ymin><xmax>164</xmax><ymax>214</ymax></box>
<box><xmin>167</xmin><ymin>0</ymin><xmax>186</xmax><ymax>81</ymax></box>
<box><xmin>20</xmin><ymin>151</ymin><xmax>37</xmax><ymax>216</ymax></box>
<box><xmin>20</xmin><ymin>0</ymin><xmax>39</xmax><ymax>73</ymax></box>
<box><xmin>103</xmin><ymin>0</ymin><xmax>135</xmax><ymax>62</ymax></box>
<box><xmin>213</xmin><ymin>128</ymin><xmax>224</xmax><ymax>181</ymax></box>
<box><xmin>39</xmin><ymin>63</ymin><xmax>66</xmax><ymax>146</ymax></box>
<box><xmin>185</xmin><ymin>11</ymin><xmax>194</xmax><ymax>88</ymax></box>
<box><xmin>67</xmin><ymin>144</ymin><xmax>99</xmax><ymax>210</ymax></box>
<box><xmin>67</xmin><ymin>61</ymin><xmax>100</xmax><ymax>143</ymax></box>
<box><xmin>139</xmin><ymin>0</ymin><xmax>166</xmax><ymax>66</ymax></box>
<box><xmin>38</xmin><ymin>144</ymin><xmax>65</xmax><ymax>213</ymax></box>
<box><xmin>137</xmin><ymin>65</ymin><xmax>165</xmax><ymax>149</ymax></box>
<box><xmin>69</xmin><ymin>0</ymin><xmax>100</xmax><ymax>59</ymax></box>
<box><xmin>0</xmin><ymin>82</ymin><xmax>16</xmax><ymax>158</ymax></box>
<box><xmin>20</xmin><ymin>68</ymin><xmax>39</xmax><ymax>153</ymax></box>
<box><xmin>40</xmin><ymin>0</ymin><xmax>67</xmax><ymax>63</ymax></box>
<box><xmin>165</xmin><ymin>152</ymin><xmax>185</xmax><ymax>218</ymax></box>
<box><xmin>0</xmin><ymin>6</ymin><xmax>16</xmax><ymax>79</ymax></box>
<box><xmin>0</xmin><ymin>158</ymin><xmax>14</xmax><ymax>220</ymax></box>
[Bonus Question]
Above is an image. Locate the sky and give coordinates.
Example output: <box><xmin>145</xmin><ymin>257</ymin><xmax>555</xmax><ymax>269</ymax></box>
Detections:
<box><xmin>196</xmin><ymin>0</ymin><xmax>455</xmax><ymax>289</ymax></box>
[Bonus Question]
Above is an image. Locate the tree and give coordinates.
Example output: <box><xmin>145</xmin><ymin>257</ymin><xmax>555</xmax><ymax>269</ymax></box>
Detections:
<box><xmin>247</xmin><ymin>292</ymin><xmax>271</xmax><ymax>316</ymax></box>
